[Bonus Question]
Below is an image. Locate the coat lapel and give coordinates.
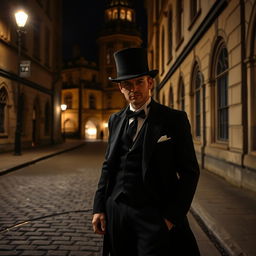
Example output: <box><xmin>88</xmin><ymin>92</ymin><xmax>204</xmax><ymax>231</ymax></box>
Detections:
<box><xmin>107</xmin><ymin>100</ymin><xmax>164</xmax><ymax>179</ymax></box>
<box><xmin>142</xmin><ymin>100</ymin><xmax>163</xmax><ymax>179</ymax></box>
<box><xmin>107</xmin><ymin>108</ymin><xmax>127</xmax><ymax>160</ymax></box>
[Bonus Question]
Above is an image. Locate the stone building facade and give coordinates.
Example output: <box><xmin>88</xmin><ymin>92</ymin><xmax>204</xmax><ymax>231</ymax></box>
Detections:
<box><xmin>61</xmin><ymin>0</ymin><xmax>142</xmax><ymax>140</ymax></box>
<box><xmin>0</xmin><ymin>0</ymin><xmax>63</xmax><ymax>152</ymax></box>
<box><xmin>145</xmin><ymin>0</ymin><xmax>256</xmax><ymax>192</ymax></box>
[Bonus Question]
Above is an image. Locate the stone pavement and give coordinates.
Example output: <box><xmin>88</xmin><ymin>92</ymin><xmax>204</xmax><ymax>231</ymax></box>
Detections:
<box><xmin>0</xmin><ymin>141</ymin><xmax>104</xmax><ymax>256</ymax></box>
<box><xmin>191</xmin><ymin>170</ymin><xmax>256</xmax><ymax>256</ymax></box>
<box><xmin>0</xmin><ymin>140</ymin><xmax>255</xmax><ymax>256</ymax></box>
<box><xmin>0</xmin><ymin>140</ymin><xmax>85</xmax><ymax>175</ymax></box>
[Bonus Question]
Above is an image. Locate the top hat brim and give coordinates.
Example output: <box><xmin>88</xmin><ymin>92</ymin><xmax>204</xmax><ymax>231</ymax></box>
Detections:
<box><xmin>109</xmin><ymin>69</ymin><xmax>158</xmax><ymax>82</ymax></box>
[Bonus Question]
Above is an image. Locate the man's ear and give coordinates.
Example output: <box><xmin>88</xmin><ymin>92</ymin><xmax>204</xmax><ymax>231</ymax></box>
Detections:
<box><xmin>148</xmin><ymin>76</ymin><xmax>154</xmax><ymax>90</ymax></box>
<box><xmin>118</xmin><ymin>83</ymin><xmax>124</xmax><ymax>93</ymax></box>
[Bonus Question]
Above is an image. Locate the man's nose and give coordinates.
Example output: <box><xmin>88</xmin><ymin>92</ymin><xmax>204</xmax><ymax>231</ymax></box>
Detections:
<box><xmin>129</xmin><ymin>83</ymin><xmax>137</xmax><ymax>91</ymax></box>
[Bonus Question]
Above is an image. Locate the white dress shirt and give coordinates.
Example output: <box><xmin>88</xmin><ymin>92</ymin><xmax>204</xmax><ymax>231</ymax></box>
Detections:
<box><xmin>128</xmin><ymin>97</ymin><xmax>151</xmax><ymax>141</ymax></box>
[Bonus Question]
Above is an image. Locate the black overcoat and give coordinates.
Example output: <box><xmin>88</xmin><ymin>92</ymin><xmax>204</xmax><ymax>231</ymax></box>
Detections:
<box><xmin>93</xmin><ymin>99</ymin><xmax>200</xmax><ymax>255</ymax></box>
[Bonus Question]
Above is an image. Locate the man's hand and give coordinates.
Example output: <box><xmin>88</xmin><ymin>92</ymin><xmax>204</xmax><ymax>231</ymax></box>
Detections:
<box><xmin>92</xmin><ymin>213</ymin><xmax>106</xmax><ymax>235</ymax></box>
<box><xmin>164</xmin><ymin>218</ymin><xmax>174</xmax><ymax>231</ymax></box>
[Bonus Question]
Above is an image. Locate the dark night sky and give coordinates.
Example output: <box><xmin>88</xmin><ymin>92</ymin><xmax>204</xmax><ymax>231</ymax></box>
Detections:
<box><xmin>62</xmin><ymin>0</ymin><xmax>147</xmax><ymax>63</ymax></box>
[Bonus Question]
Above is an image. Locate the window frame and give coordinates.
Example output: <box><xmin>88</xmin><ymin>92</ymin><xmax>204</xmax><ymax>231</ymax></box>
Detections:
<box><xmin>178</xmin><ymin>77</ymin><xmax>185</xmax><ymax>111</ymax></box>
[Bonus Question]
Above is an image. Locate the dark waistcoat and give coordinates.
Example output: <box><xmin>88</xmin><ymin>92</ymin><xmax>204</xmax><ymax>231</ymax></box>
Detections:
<box><xmin>111</xmin><ymin>120</ymin><xmax>150</xmax><ymax>206</ymax></box>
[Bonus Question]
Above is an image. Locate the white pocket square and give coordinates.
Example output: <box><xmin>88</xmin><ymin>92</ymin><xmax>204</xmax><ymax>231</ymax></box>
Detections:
<box><xmin>157</xmin><ymin>135</ymin><xmax>171</xmax><ymax>143</ymax></box>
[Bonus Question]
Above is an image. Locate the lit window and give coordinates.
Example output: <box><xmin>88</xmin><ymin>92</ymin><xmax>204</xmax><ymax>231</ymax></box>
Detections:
<box><xmin>127</xmin><ymin>10</ymin><xmax>132</xmax><ymax>21</ymax></box>
<box><xmin>113</xmin><ymin>9</ymin><xmax>118</xmax><ymax>19</ymax></box>
<box><xmin>64</xmin><ymin>93</ymin><xmax>72</xmax><ymax>109</ymax></box>
<box><xmin>120</xmin><ymin>9</ymin><xmax>126</xmax><ymax>20</ymax></box>
<box><xmin>107</xmin><ymin>10</ymin><xmax>112</xmax><ymax>20</ymax></box>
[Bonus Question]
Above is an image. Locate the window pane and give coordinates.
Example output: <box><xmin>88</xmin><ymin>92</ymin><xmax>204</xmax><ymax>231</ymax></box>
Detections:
<box><xmin>217</xmin><ymin>47</ymin><xmax>228</xmax><ymax>75</ymax></box>
<box><xmin>89</xmin><ymin>95</ymin><xmax>96</xmax><ymax>109</ymax></box>
<box><xmin>217</xmin><ymin>74</ymin><xmax>228</xmax><ymax>140</ymax></box>
<box><xmin>194</xmin><ymin>67</ymin><xmax>202</xmax><ymax>137</ymax></box>
<box><xmin>179</xmin><ymin>82</ymin><xmax>185</xmax><ymax>111</ymax></box>
<box><xmin>64</xmin><ymin>94</ymin><xmax>72</xmax><ymax>109</ymax></box>
<box><xmin>195</xmin><ymin>90</ymin><xmax>201</xmax><ymax>136</ymax></box>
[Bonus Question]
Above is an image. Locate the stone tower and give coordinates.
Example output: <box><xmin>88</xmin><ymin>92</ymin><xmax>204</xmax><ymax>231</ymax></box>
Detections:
<box><xmin>98</xmin><ymin>0</ymin><xmax>143</xmax><ymax>118</ymax></box>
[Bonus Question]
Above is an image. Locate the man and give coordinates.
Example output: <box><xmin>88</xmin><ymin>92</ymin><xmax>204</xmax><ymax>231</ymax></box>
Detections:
<box><xmin>92</xmin><ymin>48</ymin><xmax>200</xmax><ymax>256</ymax></box>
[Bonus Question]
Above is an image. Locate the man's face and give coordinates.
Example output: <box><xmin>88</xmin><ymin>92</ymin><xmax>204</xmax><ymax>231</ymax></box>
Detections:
<box><xmin>118</xmin><ymin>76</ymin><xmax>153</xmax><ymax>109</ymax></box>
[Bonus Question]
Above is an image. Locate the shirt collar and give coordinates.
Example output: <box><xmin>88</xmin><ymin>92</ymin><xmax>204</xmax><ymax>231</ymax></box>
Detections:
<box><xmin>129</xmin><ymin>97</ymin><xmax>151</xmax><ymax>117</ymax></box>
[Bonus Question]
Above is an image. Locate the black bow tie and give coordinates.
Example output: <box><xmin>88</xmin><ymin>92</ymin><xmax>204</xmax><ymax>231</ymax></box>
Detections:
<box><xmin>126</xmin><ymin>109</ymin><xmax>146</xmax><ymax>119</ymax></box>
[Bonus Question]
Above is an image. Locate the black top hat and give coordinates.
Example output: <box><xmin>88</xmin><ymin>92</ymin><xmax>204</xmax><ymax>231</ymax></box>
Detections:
<box><xmin>109</xmin><ymin>48</ymin><xmax>158</xmax><ymax>82</ymax></box>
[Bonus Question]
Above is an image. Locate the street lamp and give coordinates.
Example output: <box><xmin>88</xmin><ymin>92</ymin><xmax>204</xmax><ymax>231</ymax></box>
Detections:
<box><xmin>61</xmin><ymin>104</ymin><xmax>67</xmax><ymax>142</ymax></box>
<box><xmin>14</xmin><ymin>9</ymin><xmax>28</xmax><ymax>155</ymax></box>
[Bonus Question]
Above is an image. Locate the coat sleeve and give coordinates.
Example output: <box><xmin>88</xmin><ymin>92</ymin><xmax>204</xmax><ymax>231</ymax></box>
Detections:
<box><xmin>92</xmin><ymin>115</ymin><xmax>114</xmax><ymax>214</ymax></box>
<box><xmin>164</xmin><ymin>111</ymin><xmax>200</xmax><ymax>225</ymax></box>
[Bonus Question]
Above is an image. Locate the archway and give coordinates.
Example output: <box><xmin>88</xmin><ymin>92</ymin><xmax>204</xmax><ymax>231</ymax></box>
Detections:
<box><xmin>85</xmin><ymin>120</ymin><xmax>97</xmax><ymax>140</ymax></box>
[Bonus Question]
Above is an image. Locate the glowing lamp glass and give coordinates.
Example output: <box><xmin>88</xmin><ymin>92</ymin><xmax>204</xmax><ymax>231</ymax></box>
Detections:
<box><xmin>15</xmin><ymin>10</ymin><xmax>28</xmax><ymax>28</ymax></box>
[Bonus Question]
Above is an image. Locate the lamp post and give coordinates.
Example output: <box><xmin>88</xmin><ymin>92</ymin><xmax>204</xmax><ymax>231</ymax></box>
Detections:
<box><xmin>14</xmin><ymin>10</ymin><xmax>28</xmax><ymax>155</ymax></box>
<box><xmin>61</xmin><ymin>104</ymin><xmax>67</xmax><ymax>142</ymax></box>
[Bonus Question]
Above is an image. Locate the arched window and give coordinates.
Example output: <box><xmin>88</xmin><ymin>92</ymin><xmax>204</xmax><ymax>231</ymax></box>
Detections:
<box><xmin>107</xmin><ymin>10</ymin><xmax>112</xmax><ymax>20</ymax></box>
<box><xmin>192</xmin><ymin>64</ymin><xmax>203</xmax><ymax>138</ymax></box>
<box><xmin>89</xmin><ymin>94</ymin><xmax>96</xmax><ymax>109</ymax></box>
<box><xmin>113</xmin><ymin>9</ymin><xmax>118</xmax><ymax>19</ymax></box>
<box><xmin>64</xmin><ymin>93</ymin><xmax>72</xmax><ymax>109</ymax></box>
<box><xmin>178</xmin><ymin>78</ymin><xmax>185</xmax><ymax>111</ymax></box>
<box><xmin>44</xmin><ymin>101</ymin><xmax>50</xmax><ymax>136</ymax></box>
<box><xmin>190</xmin><ymin>0</ymin><xmax>200</xmax><ymax>22</ymax></box>
<box><xmin>127</xmin><ymin>10</ymin><xmax>132</xmax><ymax>21</ymax></box>
<box><xmin>169</xmin><ymin>86</ymin><xmax>174</xmax><ymax>109</ymax></box>
<box><xmin>161</xmin><ymin>27</ymin><xmax>165</xmax><ymax>73</ymax></box>
<box><xmin>0</xmin><ymin>87</ymin><xmax>8</xmax><ymax>133</ymax></box>
<box><xmin>168</xmin><ymin>8</ymin><xmax>173</xmax><ymax>60</ymax></box>
<box><xmin>215</xmin><ymin>45</ymin><xmax>229</xmax><ymax>141</ymax></box>
<box><xmin>120</xmin><ymin>9</ymin><xmax>125</xmax><ymax>19</ymax></box>
<box><xmin>176</xmin><ymin>0</ymin><xmax>184</xmax><ymax>44</ymax></box>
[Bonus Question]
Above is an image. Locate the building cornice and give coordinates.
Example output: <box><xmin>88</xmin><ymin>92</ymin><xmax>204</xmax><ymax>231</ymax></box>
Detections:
<box><xmin>0</xmin><ymin>68</ymin><xmax>53</xmax><ymax>95</ymax></box>
<box><xmin>157</xmin><ymin>0</ymin><xmax>228</xmax><ymax>91</ymax></box>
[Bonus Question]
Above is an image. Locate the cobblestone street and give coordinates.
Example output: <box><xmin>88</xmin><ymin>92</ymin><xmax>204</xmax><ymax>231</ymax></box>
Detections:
<box><xmin>0</xmin><ymin>141</ymin><xmax>224</xmax><ymax>256</ymax></box>
<box><xmin>0</xmin><ymin>142</ymin><xmax>105</xmax><ymax>256</ymax></box>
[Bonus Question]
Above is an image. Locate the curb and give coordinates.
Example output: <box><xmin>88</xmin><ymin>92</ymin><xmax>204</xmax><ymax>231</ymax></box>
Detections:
<box><xmin>191</xmin><ymin>200</ymin><xmax>247</xmax><ymax>256</ymax></box>
<box><xmin>0</xmin><ymin>142</ymin><xmax>86</xmax><ymax>176</ymax></box>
